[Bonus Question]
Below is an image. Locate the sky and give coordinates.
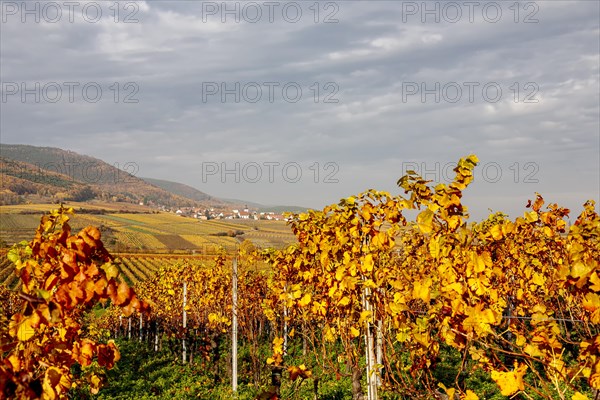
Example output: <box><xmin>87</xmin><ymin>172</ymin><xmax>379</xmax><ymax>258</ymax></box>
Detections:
<box><xmin>1</xmin><ymin>0</ymin><xmax>599</xmax><ymax>220</ymax></box>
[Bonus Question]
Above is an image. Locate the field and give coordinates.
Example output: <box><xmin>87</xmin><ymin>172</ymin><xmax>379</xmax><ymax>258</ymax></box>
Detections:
<box><xmin>0</xmin><ymin>202</ymin><xmax>297</xmax><ymax>254</ymax></box>
<box><xmin>0</xmin><ymin>253</ymin><xmax>19</xmax><ymax>289</ymax></box>
<box><xmin>0</xmin><ymin>202</ymin><xmax>297</xmax><ymax>290</ymax></box>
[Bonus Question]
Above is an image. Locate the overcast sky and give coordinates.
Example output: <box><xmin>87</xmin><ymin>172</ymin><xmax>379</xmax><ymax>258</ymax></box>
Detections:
<box><xmin>1</xmin><ymin>0</ymin><xmax>598</xmax><ymax>220</ymax></box>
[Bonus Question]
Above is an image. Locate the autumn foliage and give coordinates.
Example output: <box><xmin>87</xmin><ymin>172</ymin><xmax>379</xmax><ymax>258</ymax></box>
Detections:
<box><xmin>1</xmin><ymin>155</ymin><xmax>598</xmax><ymax>399</ymax></box>
<box><xmin>0</xmin><ymin>206</ymin><xmax>146</xmax><ymax>399</ymax></box>
<box><xmin>261</xmin><ymin>155</ymin><xmax>599</xmax><ymax>399</ymax></box>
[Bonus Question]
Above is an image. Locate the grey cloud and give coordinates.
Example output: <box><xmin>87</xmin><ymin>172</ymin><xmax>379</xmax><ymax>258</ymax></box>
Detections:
<box><xmin>1</xmin><ymin>0</ymin><xmax>598</xmax><ymax>218</ymax></box>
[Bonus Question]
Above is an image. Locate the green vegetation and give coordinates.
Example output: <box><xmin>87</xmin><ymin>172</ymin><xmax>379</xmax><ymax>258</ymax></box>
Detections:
<box><xmin>69</xmin><ymin>334</ymin><xmax>512</xmax><ymax>400</ymax></box>
<box><xmin>82</xmin><ymin>339</ymin><xmax>350</xmax><ymax>400</ymax></box>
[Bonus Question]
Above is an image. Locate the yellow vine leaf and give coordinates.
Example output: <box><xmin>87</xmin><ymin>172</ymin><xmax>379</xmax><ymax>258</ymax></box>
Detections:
<box><xmin>359</xmin><ymin>310</ymin><xmax>371</xmax><ymax>324</ymax></box>
<box><xmin>524</xmin><ymin>343</ymin><xmax>543</xmax><ymax>358</ymax></box>
<box><xmin>571</xmin><ymin>261</ymin><xmax>593</xmax><ymax>279</ymax></box>
<box><xmin>311</xmin><ymin>300</ymin><xmax>327</xmax><ymax>316</ymax></box>
<box><xmin>462</xmin><ymin>390</ymin><xmax>479</xmax><ymax>400</ymax></box>
<box><xmin>288</xmin><ymin>364</ymin><xmax>312</xmax><ymax>381</ymax></box>
<box><xmin>438</xmin><ymin>383</ymin><xmax>455</xmax><ymax>399</ymax></box>
<box><xmin>7</xmin><ymin>355</ymin><xmax>20</xmax><ymax>370</ymax></box>
<box><xmin>272</xmin><ymin>337</ymin><xmax>284</xmax><ymax>352</ymax></box>
<box><xmin>463</xmin><ymin>304</ymin><xmax>498</xmax><ymax>336</ymax></box>
<box><xmin>42</xmin><ymin>367</ymin><xmax>71</xmax><ymax>399</ymax></box>
<box><xmin>90</xmin><ymin>374</ymin><xmax>102</xmax><ymax>394</ymax></box>
<box><xmin>298</xmin><ymin>293</ymin><xmax>312</xmax><ymax>307</ymax></box>
<box><xmin>417</xmin><ymin>209</ymin><xmax>434</xmax><ymax>234</ymax></box>
<box><xmin>583</xmin><ymin>293</ymin><xmax>600</xmax><ymax>323</ymax></box>
<box><xmin>443</xmin><ymin>282</ymin><xmax>464</xmax><ymax>296</ymax></box>
<box><xmin>102</xmin><ymin>263</ymin><xmax>119</xmax><ymax>280</ymax></box>
<box><xmin>363</xmin><ymin>254</ymin><xmax>374</xmax><ymax>272</ymax></box>
<box><xmin>338</xmin><ymin>296</ymin><xmax>351</xmax><ymax>306</ymax></box>
<box><xmin>324</xmin><ymin>325</ymin><xmax>336</xmax><ymax>342</ymax></box>
<box><xmin>490</xmin><ymin>224</ymin><xmax>503</xmax><ymax>240</ymax></box>
<box><xmin>15</xmin><ymin>316</ymin><xmax>36</xmax><ymax>341</ymax></box>
<box><xmin>335</xmin><ymin>265</ymin><xmax>345</xmax><ymax>281</ymax></box>
<box><xmin>490</xmin><ymin>363</ymin><xmax>527</xmax><ymax>396</ymax></box>
<box><xmin>429</xmin><ymin>236</ymin><xmax>441</xmax><ymax>259</ymax></box>
<box><xmin>591</xmin><ymin>367</ymin><xmax>600</xmax><ymax>389</ymax></box>
<box><xmin>572</xmin><ymin>392</ymin><xmax>589</xmax><ymax>400</ymax></box>
<box><xmin>363</xmin><ymin>279</ymin><xmax>377</xmax><ymax>289</ymax></box>
<box><xmin>589</xmin><ymin>272</ymin><xmax>600</xmax><ymax>292</ymax></box>
<box><xmin>525</xmin><ymin>211</ymin><xmax>538</xmax><ymax>223</ymax></box>
<box><xmin>412</xmin><ymin>278</ymin><xmax>432</xmax><ymax>302</ymax></box>
<box><xmin>532</xmin><ymin>272</ymin><xmax>546</xmax><ymax>286</ymax></box>
<box><xmin>396</xmin><ymin>329</ymin><xmax>409</xmax><ymax>343</ymax></box>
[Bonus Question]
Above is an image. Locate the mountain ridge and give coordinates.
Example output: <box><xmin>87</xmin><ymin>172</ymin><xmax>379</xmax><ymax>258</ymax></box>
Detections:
<box><xmin>0</xmin><ymin>144</ymin><xmax>309</xmax><ymax>213</ymax></box>
<box><xmin>0</xmin><ymin>144</ymin><xmax>214</xmax><ymax>207</ymax></box>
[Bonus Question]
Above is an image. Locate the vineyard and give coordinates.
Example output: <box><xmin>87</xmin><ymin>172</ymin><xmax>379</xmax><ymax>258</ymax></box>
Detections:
<box><xmin>0</xmin><ymin>255</ymin><xmax>19</xmax><ymax>290</ymax></box>
<box><xmin>0</xmin><ymin>252</ymin><xmax>224</xmax><ymax>289</ymax></box>
<box><xmin>1</xmin><ymin>205</ymin><xmax>296</xmax><ymax>254</ymax></box>
<box><xmin>0</xmin><ymin>155</ymin><xmax>598</xmax><ymax>400</ymax></box>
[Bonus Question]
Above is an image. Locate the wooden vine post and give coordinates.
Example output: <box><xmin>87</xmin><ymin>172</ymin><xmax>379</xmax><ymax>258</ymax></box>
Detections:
<box><xmin>232</xmin><ymin>257</ymin><xmax>238</xmax><ymax>393</ymax></box>
<box><xmin>182</xmin><ymin>281</ymin><xmax>187</xmax><ymax>363</ymax></box>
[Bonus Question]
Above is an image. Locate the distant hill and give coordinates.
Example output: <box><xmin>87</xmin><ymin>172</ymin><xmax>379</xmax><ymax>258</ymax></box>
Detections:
<box><xmin>0</xmin><ymin>144</ymin><xmax>200</xmax><ymax>207</ymax></box>
<box><xmin>142</xmin><ymin>181</ymin><xmax>308</xmax><ymax>213</ymax></box>
<box><xmin>0</xmin><ymin>157</ymin><xmax>90</xmax><ymax>204</ymax></box>
<box><xmin>141</xmin><ymin>177</ymin><xmax>225</xmax><ymax>205</ymax></box>
<box><xmin>0</xmin><ymin>144</ymin><xmax>310</xmax><ymax>211</ymax></box>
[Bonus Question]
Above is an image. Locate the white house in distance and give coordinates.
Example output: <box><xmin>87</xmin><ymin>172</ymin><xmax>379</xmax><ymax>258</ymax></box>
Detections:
<box><xmin>259</xmin><ymin>212</ymin><xmax>286</xmax><ymax>221</ymax></box>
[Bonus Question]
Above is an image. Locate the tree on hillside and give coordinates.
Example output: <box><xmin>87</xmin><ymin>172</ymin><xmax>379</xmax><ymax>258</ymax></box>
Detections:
<box><xmin>69</xmin><ymin>185</ymin><xmax>96</xmax><ymax>202</ymax></box>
